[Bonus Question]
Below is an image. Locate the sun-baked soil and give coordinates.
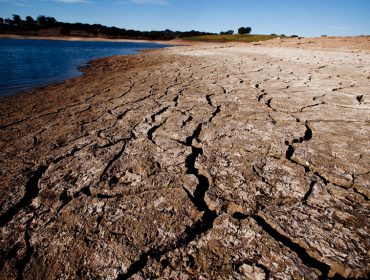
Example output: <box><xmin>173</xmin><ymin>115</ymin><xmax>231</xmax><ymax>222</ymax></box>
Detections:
<box><xmin>0</xmin><ymin>37</ymin><xmax>369</xmax><ymax>279</ymax></box>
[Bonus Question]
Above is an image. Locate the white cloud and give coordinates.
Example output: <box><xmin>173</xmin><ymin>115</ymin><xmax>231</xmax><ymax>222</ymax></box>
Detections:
<box><xmin>117</xmin><ymin>0</ymin><xmax>169</xmax><ymax>5</ymax></box>
<box><xmin>331</xmin><ymin>25</ymin><xmax>350</xmax><ymax>31</ymax></box>
<box><xmin>55</xmin><ymin>0</ymin><xmax>91</xmax><ymax>3</ymax></box>
<box><xmin>0</xmin><ymin>0</ymin><xmax>33</xmax><ymax>7</ymax></box>
<box><xmin>14</xmin><ymin>1</ymin><xmax>33</xmax><ymax>7</ymax></box>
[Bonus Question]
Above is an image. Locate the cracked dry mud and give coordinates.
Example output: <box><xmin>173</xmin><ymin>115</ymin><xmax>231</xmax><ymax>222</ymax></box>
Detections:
<box><xmin>0</xmin><ymin>37</ymin><xmax>369</xmax><ymax>279</ymax></box>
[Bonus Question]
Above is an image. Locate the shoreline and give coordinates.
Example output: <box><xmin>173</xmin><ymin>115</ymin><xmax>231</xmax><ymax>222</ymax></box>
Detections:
<box><xmin>0</xmin><ymin>33</ymin><xmax>198</xmax><ymax>45</ymax></box>
<box><xmin>2</xmin><ymin>34</ymin><xmax>367</xmax><ymax>100</ymax></box>
<box><xmin>0</xmin><ymin>37</ymin><xmax>369</xmax><ymax>279</ymax></box>
<box><xmin>0</xmin><ymin>37</ymin><xmax>191</xmax><ymax>99</ymax></box>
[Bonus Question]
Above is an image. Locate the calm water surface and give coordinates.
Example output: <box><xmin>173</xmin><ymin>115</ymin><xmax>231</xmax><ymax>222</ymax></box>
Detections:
<box><xmin>0</xmin><ymin>38</ymin><xmax>170</xmax><ymax>97</ymax></box>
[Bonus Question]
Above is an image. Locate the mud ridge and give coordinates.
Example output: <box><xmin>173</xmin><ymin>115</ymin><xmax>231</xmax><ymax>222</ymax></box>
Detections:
<box><xmin>147</xmin><ymin>119</ymin><xmax>167</xmax><ymax>144</ymax></box>
<box><xmin>99</xmin><ymin>135</ymin><xmax>133</xmax><ymax>182</ymax></box>
<box><xmin>151</xmin><ymin>106</ymin><xmax>169</xmax><ymax>122</ymax></box>
<box><xmin>232</xmin><ymin>260</ymin><xmax>271</xmax><ymax>280</ymax></box>
<box><xmin>252</xmin><ymin>214</ymin><xmax>330</xmax><ymax>279</ymax></box>
<box><xmin>0</xmin><ymin>165</ymin><xmax>47</xmax><ymax>227</ymax></box>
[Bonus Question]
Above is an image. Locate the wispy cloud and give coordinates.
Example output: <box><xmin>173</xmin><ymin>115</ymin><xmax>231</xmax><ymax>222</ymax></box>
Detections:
<box><xmin>55</xmin><ymin>0</ymin><xmax>91</xmax><ymax>3</ymax></box>
<box><xmin>14</xmin><ymin>1</ymin><xmax>33</xmax><ymax>7</ymax></box>
<box><xmin>331</xmin><ymin>25</ymin><xmax>350</xmax><ymax>31</ymax></box>
<box><xmin>0</xmin><ymin>0</ymin><xmax>33</xmax><ymax>7</ymax></box>
<box><xmin>116</xmin><ymin>0</ymin><xmax>169</xmax><ymax>5</ymax></box>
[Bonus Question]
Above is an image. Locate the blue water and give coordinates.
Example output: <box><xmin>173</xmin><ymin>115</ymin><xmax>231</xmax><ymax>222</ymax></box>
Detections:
<box><xmin>0</xmin><ymin>38</ymin><xmax>170</xmax><ymax>97</ymax></box>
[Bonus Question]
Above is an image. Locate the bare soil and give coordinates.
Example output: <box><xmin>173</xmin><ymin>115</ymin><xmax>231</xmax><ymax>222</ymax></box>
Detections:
<box><xmin>0</xmin><ymin>36</ymin><xmax>369</xmax><ymax>279</ymax></box>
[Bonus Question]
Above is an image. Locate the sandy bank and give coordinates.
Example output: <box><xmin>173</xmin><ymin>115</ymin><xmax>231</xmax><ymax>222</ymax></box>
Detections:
<box><xmin>258</xmin><ymin>35</ymin><xmax>370</xmax><ymax>51</ymax></box>
<box><xmin>0</xmin><ymin>37</ymin><xmax>369</xmax><ymax>279</ymax></box>
<box><xmin>0</xmin><ymin>33</ymin><xmax>198</xmax><ymax>46</ymax></box>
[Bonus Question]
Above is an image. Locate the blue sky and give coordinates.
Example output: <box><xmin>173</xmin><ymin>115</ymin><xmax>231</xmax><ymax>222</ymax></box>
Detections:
<box><xmin>0</xmin><ymin>0</ymin><xmax>369</xmax><ymax>36</ymax></box>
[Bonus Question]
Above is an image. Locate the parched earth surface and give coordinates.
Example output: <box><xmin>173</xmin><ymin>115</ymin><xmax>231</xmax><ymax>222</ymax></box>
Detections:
<box><xmin>0</xmin><ymin>37</ymin><xmax>369</xmax><ymax>279</ymax></box>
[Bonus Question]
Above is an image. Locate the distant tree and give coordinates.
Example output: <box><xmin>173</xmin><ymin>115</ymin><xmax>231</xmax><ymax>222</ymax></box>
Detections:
<box><xmin>46</xmin><ymin>17</ymin><xmax>57</xmax><ymax>27</ymax></box>
<box><xmin>1</xmin><ymin>13</ymin><xmax>216</xmax><ymax>40</ymax></box>
<box><xmin>37</xmin><ymin>15</ymin><xmax>47</xmax><ymax>27</ymax></box>
<box><xmin>238</xmin><ymin>27</ymin><xmax>246</xmax><ymax>35</ymax></box>
<box><xmin>5</xmin><ymin>18</ymin><xmax>12</xmax><ymax>25</ymax></box>
<box><xmin>290</xmin><ymin>35</ymin><xmax>299</xmax><ymax>38</ymax></box>
<box><xmin>220</xmin><ymin>30</ymin><xmax>234</xmax><ymax>35</ymax></box>
<box><xmin>26</xmin><ymin>16</ymin><xmax>34</xmax><ymax>25</ymax></box>
<box><xmin>12</xmin><ymin>14</ymin><xmax>22</xmax><ymax>25</ymax></box>
<box><xmin>238</xmin><ymin>26</ymin><xmax>252</xmax><ymax>35</ymax></box>
<box><xmin>60</xmin><ymin>26</ymin><xmax>71</xmax><ymax>35</ymax></box>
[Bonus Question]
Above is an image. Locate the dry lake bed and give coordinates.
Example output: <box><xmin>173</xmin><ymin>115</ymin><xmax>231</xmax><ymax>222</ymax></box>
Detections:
<box><xmin>0</xmin><ymin>36</ymin><xmax>369</xmax><ymax>279</ymax></box>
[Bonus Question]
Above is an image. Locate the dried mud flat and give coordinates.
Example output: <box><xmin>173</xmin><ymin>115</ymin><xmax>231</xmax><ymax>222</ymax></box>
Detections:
<box><xmin>0</xmin><ymin>37</ymin><xmax>369</xmax><ymax>279</ymax></box>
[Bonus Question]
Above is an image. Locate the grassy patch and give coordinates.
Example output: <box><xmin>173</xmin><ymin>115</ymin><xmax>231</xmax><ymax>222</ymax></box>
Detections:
<box><xmin>182</xmin><ymin>34</ymin><xmax>288</xmax><ymax>43</ymax></box>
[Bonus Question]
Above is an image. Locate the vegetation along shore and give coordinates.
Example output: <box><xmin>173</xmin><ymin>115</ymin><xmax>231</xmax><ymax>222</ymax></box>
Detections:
<box><xmin>0</xmin><ymin>14</ymin><xmax>301</xmax><ymax>43</ymax></box>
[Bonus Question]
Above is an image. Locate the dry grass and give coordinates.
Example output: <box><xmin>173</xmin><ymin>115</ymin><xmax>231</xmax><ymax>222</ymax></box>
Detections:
<box><xmin>182</xmin><ymin>34</ymin><xmax>290</xmax><ymax>43</ymax></box>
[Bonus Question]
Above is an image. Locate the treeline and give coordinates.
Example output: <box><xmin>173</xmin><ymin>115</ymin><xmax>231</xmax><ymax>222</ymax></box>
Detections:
<box><xmin>0</xmin><ymin>14</ymin><xmax>215</xmax><ymax>40</ymax></box>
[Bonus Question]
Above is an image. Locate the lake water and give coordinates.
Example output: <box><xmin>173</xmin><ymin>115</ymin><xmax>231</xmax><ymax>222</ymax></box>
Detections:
<box><xmin>0</xmin><ymin>38</ymin><xmax>170</xmax><ymax>97</ymax></box>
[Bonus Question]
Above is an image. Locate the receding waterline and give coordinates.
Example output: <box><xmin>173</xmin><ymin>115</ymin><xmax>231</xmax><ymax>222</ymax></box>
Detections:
<box><xmin>0</xmin><ymin>38</ymin><xmax>170</xmax><ymax>97</ymax></box>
